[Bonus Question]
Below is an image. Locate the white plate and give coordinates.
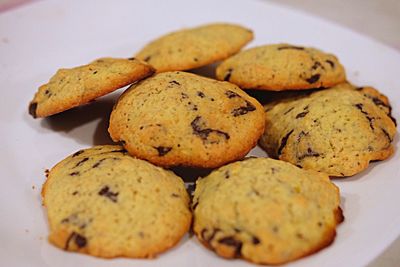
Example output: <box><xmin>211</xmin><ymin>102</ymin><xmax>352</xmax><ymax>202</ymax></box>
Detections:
<box><xmin>0</xmin><ymin>0</ymin><xmax>399</xmax><ymax>266</ymax></box>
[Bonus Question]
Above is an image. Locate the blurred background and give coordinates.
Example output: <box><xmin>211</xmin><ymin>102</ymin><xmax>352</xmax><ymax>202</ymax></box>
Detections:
<box><xmin>1</xmin><ymin>0</ymin><xmax>399</xmax><ymax>266</ymax></box>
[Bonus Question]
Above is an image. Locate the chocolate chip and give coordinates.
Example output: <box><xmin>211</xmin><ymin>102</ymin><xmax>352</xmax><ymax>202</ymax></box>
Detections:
<box><xmin>381</xmin><ymin>128</ymin><xmax>393</xmax><ymax>143</ymax></box>
<box><xmin>252</xmin><ymin>236</ymin><xmax>261</xmax><ymax>245</ymax></box>
<box><xmin>171</xmin><ymin>193</ymin><xmax>179</xmax><ymax>198</ymax></box>
<box><xmin>128</xmin><ymin>57</ymin><xmax>136</xmax><ymax>60</ymax></box>
<box><xmin>218</xmin><ymin>236</ymin><xmax>242</xmax><ymax>257</ymax></box>
<box><xmin>45</xmin><ymin>169</ymin><xmax>50</xmax><ymax>177</ymax></box>
<box><xmin>154</xmin><ymin>146</ymin><xmax>172</xmax><ymax>156</ymax></box>
<box><xmin>72</xmin><ymin>150</ymin><xmax>84</xmax><ymax>157</ymax></box>
<box><xmin>224</xmin><ymin>170</ymin><xmax>230</xmax><ymax>179</ymax></box>
<box><xmin>93</xmin><ymin>71</ymin><xmax>98</xmax><ymax>74</ymax></box>
<box><xmin>305</xmin><ymin>74</ymin><xmax>320</xmax><ymax>84</ymax></box>
<box><xmin>170</xmin><ymin>80</ymin><xmax>180</xmax><ymax>85</ymax></box>
<box><xmin>224</xmin><ymin>68</ymin><xmax>233</xmax><ymax>81</ymax></box>
<box><xmin>204</xmin><ymin>228</ymin><xmax>221</xmax><ymax>243</ymax></box>
<box><xmin>143</xmin><ymin>55</ymin><xmax>151</xmax><ymax>62</ymax></box>
<box><xmin>181</xmin><ymin>92</ymin><xmax>189</xmax><ymax>99</ymax></box>
<box><xmin>354</xmin><ymin>103</ymin><xmax>375</xmax><ymax>130</ymax></box>
<box><xmin>110</xmin><ymin>149</ymin><xmax>128</xmax><ymax>154</ymax></box>
<box><xmin>74</xmin><ymin>233</ymin><xmax>87</xmax><ymax>248</ymax></box>
<box><xmin>69</xmin><ymin>171</ymin><xmax>80</xmax><ymax>176</ymax></box>
<box><xmin>296</xmin><ymin>111</ymin><xmax>309</xmax><ymax>119</ymax></box>
<box><xmin>72</xmin><ymin>191</ymin><xmax>78</xmax><ymax>195</ymax></box>
<box><xmin>298</xmin><ymin>148</ymin><xmax>321</xmax><ymax>160</ymax></box>
<box><xmin>98</xmin><ymin>186</ymin><xmax>119</xmax><ymax>203</ymax></box>
<box><xmin>277</xmin><ymin>45</ymin><xmax>305</xmax><ymax>50</ymax></box>
<box><xmin>325</xmin><ymin>60</ymin><xmax>335</xmax><ymax>68</ymax></box>
<box><xmin>232</xmin><ymin>100</ymin><xmax>256</xmax><ymax>117</ymax></box>
<box><xmin>28</xmin><ymin>102</ymin><xmax>38</xmax><ymax>118</ymax></box>
<box><xmin>191</xmin><ymin>116</ymin><xmax>230</xmax><ymax>143</ymax></box>
<box><xmin>192</xmin><ymin>201</ymin><xmax>199</xmax><ymax>210</ymax></box>
<box><xmin>225</xmin><ymin>90</ymin><xmax>240</xmax><ymax>98</ymax></box>
<box><xmin>193</xmin><ymin>57</ymin><xmax>199</xmax><ymax>62</ymax></box>
<box><xmin>197</xmin><ymin>91</ymin><xmax>205</xmax><ymax>98</ymax></box>
<box><xmin>92</xmin><ymin>158</ymin><xmax>106</xmax><ymax>168</ymax></box>
<box><xmin>311</xmin><ymin>61</ymin><xmax>323</xmax><ymax>71</ymax></box>
<box><xmin>277</xmin><ymin>130</ymin><xmax>294</xmax><ymax>156</ymax></box>
<box><xmin>75</xmin><ymin>157</ymin><xmax>89</xmax><ymax>168</ymax></box>
<box><xmin>283</xmin><ymin>107</ymin><xmax>294</xmax><ymax>115</ymax></box>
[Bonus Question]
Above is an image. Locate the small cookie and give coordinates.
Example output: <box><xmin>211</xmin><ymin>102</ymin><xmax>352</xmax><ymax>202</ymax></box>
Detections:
<box><xmin>192</xmin><ymin>157</ymin><xmax>343</xmax><ymax>265</ymax></box>
<box><xmin>259</xmin><ymin>83</ymin><xmax>396</xmax><ymax>177</ymax></box>
<box><xmin>135</xmin><ymin>23</ymin><xmax>253</xmax><ymax>73</ymax></box>
<box><xmin>108</xmin><ymin>71</ymin><xmax>265</xmax><ymax>168</ymax></box>
<box><xmin>29</xmin><ymin>57</ymin><xmax>154</xmax><ymax>118</ymax></box>
<box><xmin>42</xmin><ymin>145</ymin><xmax>191</xmax><ymax>258</ymax></box>
<box><xmin>216</xmin><ymin>44</ymin><xmax>346</xmax><ymax>91</ymax></box>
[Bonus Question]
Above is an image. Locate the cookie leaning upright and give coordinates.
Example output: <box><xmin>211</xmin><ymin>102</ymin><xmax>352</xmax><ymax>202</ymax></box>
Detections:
<box><xmin>135</xmin><ymin>23</ymin><xmax>253</xmax><ymax>72</ymax></box>
<box><xmin>108</xmin><ymin>71</ymin><xmax>265</xmax><ymax>168</ymax></box>
<box><xmin>192</xmin><ymin>157</ymin><xmax>343</xmax><ymax>265</ymax></box>
<box><xmin>216</xmin><ymin>44</ymin><xmax>346</xmax><ymax>91</ymax></box>
<box><xmin>259</xmin><ymin>83</ymin><xmax>397</xmax><ymax>177</ymax></box>
<box><xmin>29</xmin><ymin>57</ymin><xmax>154</xmax><ymax>118</ymax></box>
<box><xmin>42</xmin><ymin>145</ymin><xmax>191</xmax><ymax>258</ymax></box>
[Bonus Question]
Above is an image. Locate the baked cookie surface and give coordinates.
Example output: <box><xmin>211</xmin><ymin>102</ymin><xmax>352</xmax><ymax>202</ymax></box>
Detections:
<box><xmin>42</xmin><ymin>145</ymin><xmax>191</xmax><ymax>258</ymax></box>
<box><xmin>216</xmin><ymin>44</ymin><xmax>346</xmax><ymax>91</ymax></box>
<box><xmin>108</xmin><ymin>71</ymin><xmax>265</xmax><ymax>168</ymax></box>
<box><xmin>259</xmin><ymin>83</ymin><xmax>396</xmax><ymax>177</ymax></box>
<box><xmin>29</xmin><ymin>57</ymin><xmax>154</xmax><ymax>118</ymax></box>
<box><xmin>192</xmin><ymin>157</ymin><xmax>343</xmax><ymax>265</ymax></box>
<box><xmin>135</xmin><ymin>23</ymin><xmax>253</xmax><ymax>73</ymax></box>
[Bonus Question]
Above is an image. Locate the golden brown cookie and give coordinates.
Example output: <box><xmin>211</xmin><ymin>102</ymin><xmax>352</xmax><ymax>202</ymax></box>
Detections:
<box><xmin>108</xmin><ymin>71</ymin><xmax>265</xmax><ymax>168</ymax></box>
<box><xmin>29</xmin><ymin>57</ymin><xmax>154</xmax><ymax>118</ymax></box>
<box><xmin>135</xmin><ymin>23</ymin><xmax>253</xmax><ymax>73</ymax></box>
<box><xmin>259</xmin><ymin>83</ymin><xmax>396</xmax><ymax>177</ymax></box>
<box><xmin>42</xmin><ymin>145</ymin><xmax>191</xmax><ymax>258</ymax></box>
<box><xmin>192</xmin><ymin>157</ymin><xmax>343</xmax><ymax>265</ymax></box>
<box><xmin>216</xmin><ymin>44</ymin><xmax>346</xmax><ymax>91</ymax></box>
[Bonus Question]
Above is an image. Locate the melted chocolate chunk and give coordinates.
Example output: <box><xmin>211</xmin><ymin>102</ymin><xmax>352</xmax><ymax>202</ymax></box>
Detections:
<box><xmin>311</xmin><ymin>61</ymin><xmax>323</xmax><ymax>71</ymax></box>
<box><xmin>325</xmin><ymin>60</ymin><xmax>335</xmax><ymax>68</ymax></box>
<box><xmin>298</xmin><ymin>148</ymin><xmax>321</xmax><ymax>160</ymax></box>
<box><xmin>154</xmin><ymin>146</ymin><xmax>172</xmax><ymax>156</ymax></box>
<box><xmin>191</xmin><ymin>116</ymin><xmax>230</xmax><ymax>143</ymax></box>
<box><xmin>225</xmin><ymin>90</ymin><xmax>241</xmax><ymax>98</ymax></box>
<box><xmin>277</xmin><ymin>45</ymin><xmax>305</xmax><ymax>51</ymax></box>
<box><xmin>29</xmin><ymin>102</ymin><xmax>38</xmax><ymax>118</ymax></box>
<box><xmin>305</xmin><ymin>74</ymin><xmax>320</xmax><ymax>84</ymax></box>
<box><xmin>75</xmin><ymin>157</ymin><xmax>89</xmax><ymax>168</ymax></box>
<box><xmin>98</xmin><ymin>186</ymin><xmax>119</xmax><ymax>203</ymax></box>
<box><xmin>218</xmin><ymin>236</ymin><xmax>242</xmax><ymax>257</ymax></box>
<box><xmin>197</xmin><ymin>91</ymin><xmax>205</xmax><ymax>98</ymax></box>
<box><xmin>296</xmin><ymin>111</ymin><xmax>309</xmax><ymax>119</ymax></box>
<box><xmin>110</xmin><ymin>149</ymin><xmax>128</xmax><ymax>154</ymax></box>
<box><xmin>224</xmin><ymin>68</ymin><xmax>233</xmax><ymax>81</ymax></box>
<box><xmin>232</xmin><ymin>100</ymin><xmax>256</xmax><ymax>117</ymax></box>
<box><xmin>277</xmin><ymin>129</ymin><xmax>294</xmax><ymax>156</ymax></box>
<box><xmin>72</xmin><ymin>150</ymin><xmax>84</xmax><ymax>157</ymax></box>
<box><xmin>203</xmin><ymin>228</ymin><xmax>221</xmax><ymax>244</ymax></box>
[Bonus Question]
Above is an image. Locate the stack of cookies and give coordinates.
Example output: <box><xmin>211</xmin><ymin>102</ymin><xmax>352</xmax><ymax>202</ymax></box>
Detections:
<box><xmin>30</xmin><ymin>23</ymin><xmax>396</xmax><ymax>265</ymax></box>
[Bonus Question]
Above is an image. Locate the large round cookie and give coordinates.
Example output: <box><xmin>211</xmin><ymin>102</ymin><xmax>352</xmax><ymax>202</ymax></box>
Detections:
<box><xmin>216</xmin><ymin>44</ymin><xmax>346</xmax><ymax>91</ymax></box>
<box><xmin>192</xmin><ymin>157</ymin><xmax>343</xmax><ymax>265</ymax></box>
<box><xmin>135</xmin><ymin>23</ymin><xmax>253</xmax><ymax>73</ymax></box>
<box><xmin>42</xmin><ymin>145</ymin><xmax>191</xmax><ymax>258</ymax></box>
<box><xmin>259</xmin><ymin>83</ymin><xmax>397</xmax><ymax>177</ymax></box>
<box><xmin>29</xmin><ymin>57</ymin><xmax>154</xmax><ymax>118</ymax></box>
<box><xmin>108</xmin><ymin>71</ymin><xmax>265</xmax><ymax>168</ymax></box>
